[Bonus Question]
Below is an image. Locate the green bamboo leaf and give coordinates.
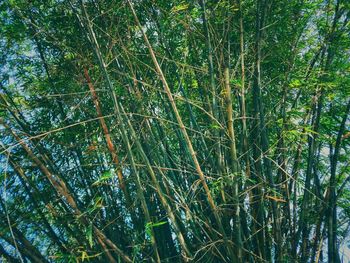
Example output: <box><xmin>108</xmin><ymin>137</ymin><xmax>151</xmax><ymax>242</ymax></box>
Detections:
<box><xmin>171</xmin><ymin>3</ymin><xmax>189</xmax><ymax>13</ymax></box>
<box><xmin>86</xmin><ymin>223</ymin><xmax>93</xmax><ymax>248</ymax></box>
<box><xmin>150</xmin><ymin>221</ymin><xmax>167</xmax><ymax>228</ymax></box>
<box><xmin>92</xmin><ymin>170</ymin><xmax>113</xmax><ymax>186</ymax></box>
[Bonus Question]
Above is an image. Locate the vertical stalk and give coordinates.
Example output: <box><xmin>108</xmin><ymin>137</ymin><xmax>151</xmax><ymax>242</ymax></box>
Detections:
<box><xmin>252</xmin><ymin>0</ymin><xmax>282</xmax><ymax>260</ymax></box>
<box><xmin>199</xmin><ymin>0</ymin><xmax>224</xmax><ymax>174</ymax></box>
<box><xmin>224</xmin><ymin>67</ymin><xmax>242</xmax><ymax>261</ymax></box>
<box><xmin>223</xmin><ymin>1</ymin><xmax>242</xmax><ymax>259</ymax></box>
<box><xmin>328</xmin><ymin>100</ymin><xmax>350</xmax><ymax>263</ymax></box>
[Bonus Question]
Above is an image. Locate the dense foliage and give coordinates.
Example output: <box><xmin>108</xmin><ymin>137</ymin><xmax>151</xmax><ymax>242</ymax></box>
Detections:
<box><xmin>0</xmin><ymin>0</ymin><xmax>349</xmax><ymax>262</ymax></box>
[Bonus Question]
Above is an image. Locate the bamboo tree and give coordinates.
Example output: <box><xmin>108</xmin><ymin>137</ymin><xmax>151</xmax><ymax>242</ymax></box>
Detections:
<box><xmin>1</xmin><ymin>0</ymin><xmax>349</xmax><ymax>261</ymax></box>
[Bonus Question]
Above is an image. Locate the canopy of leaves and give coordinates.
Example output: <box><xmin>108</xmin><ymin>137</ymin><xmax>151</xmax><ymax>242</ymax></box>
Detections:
<box><xmin>0</xmin><ymin>0</ymin><xmax>349</xmax><ymax>262</ymax></box>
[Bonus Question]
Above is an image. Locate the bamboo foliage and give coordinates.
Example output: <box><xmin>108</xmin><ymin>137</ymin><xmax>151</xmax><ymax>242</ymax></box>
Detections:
<box><xmin>0</xmin><ymin>0</ymin><xmax>349</xmax><ymax>262</ymax></box>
